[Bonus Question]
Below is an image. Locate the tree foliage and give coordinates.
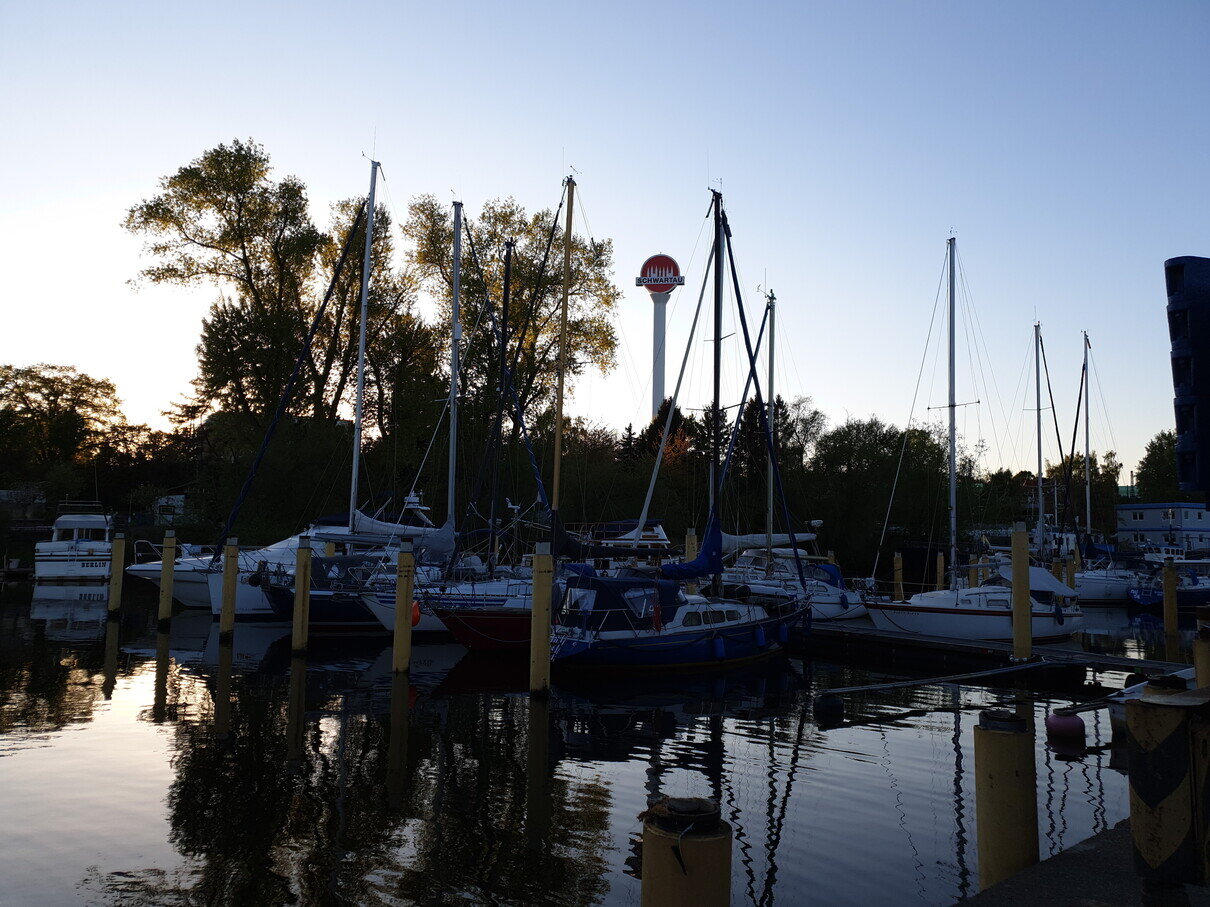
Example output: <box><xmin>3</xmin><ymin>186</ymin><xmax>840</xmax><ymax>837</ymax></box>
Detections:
<box><xmin>1135</xmin><ymin>430</ymin><xmax>1198</xmax><ymax>502</ymax></box>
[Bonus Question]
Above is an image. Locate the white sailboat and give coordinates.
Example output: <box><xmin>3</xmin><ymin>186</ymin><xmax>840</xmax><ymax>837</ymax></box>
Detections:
<box><xmin>866</xmin><ymin>238</ymin><xmax>1084</xmax><ymax>642</ymax></box>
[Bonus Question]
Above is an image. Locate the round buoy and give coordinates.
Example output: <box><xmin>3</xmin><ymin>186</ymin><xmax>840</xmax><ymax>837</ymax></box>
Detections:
<box><xmin>813</xmin><ymin>693</ymin><xmax>844</xmax><ymax>726</ymax></box>
<box><xmin>411</xmin><ymin>601</ymin><xmax>422</xmax><ymax>628</ymax></box>
<box><xmin>1045</xmin><ymin>711</ymin><xmax>1086</xmax><ymax>740</ymax></box>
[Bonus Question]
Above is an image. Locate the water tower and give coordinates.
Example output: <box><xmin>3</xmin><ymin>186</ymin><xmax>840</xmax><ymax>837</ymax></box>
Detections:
<box><xmin>636</xmin><ymin>254</ymin><xmax>684</xmax><ymax>420</ymax></box>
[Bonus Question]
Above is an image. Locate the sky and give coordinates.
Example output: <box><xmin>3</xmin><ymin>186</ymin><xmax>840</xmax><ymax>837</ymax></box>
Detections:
<box><xmin>1</xmin><ymin>1</ymin><xmax>1205</xmax><ymax>479</ymax></box>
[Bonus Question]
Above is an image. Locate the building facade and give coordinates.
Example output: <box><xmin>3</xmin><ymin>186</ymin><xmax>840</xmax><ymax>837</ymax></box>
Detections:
<box><xmin>1116</xmin><ymin>502</ymin><xmax>1210</xmax><ymax>551</ymax></box>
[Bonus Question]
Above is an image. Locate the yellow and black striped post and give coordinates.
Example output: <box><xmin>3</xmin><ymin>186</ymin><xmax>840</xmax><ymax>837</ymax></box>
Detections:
<box><xmin>894</xmin><ymin>552</ymin><xmax>904</xmax><ymax>601</ymax></box>
<box><xmin>1125</xmin><ymin>688</ymin><xmax>1210</xmax><ymax>886</ymax></box>
<box><xmin>107</xmin><ymin>533</ymin><xmax>125</xmax><ymax>613</ymax></box>
<box><xmin>974</xmin><ymin>709</ymin><xmax>1039</xmax><ymax>890</ymax></box>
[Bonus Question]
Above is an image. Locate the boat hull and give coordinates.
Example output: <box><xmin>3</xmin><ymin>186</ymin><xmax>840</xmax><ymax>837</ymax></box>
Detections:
<box><xmin>866</xmin><ymin>600</ymin><xmax>1083</xmax><ymax>642</ymax></box>
<box><xmin>127</xmin><ymin>562</ymin><xmax>214</xmax><ymax>608</ymax></box>
<box><xmin>264</xmin><ymin>586</ymin><xmax>381</xmax><ymax>628</ymax></box>
<box><xmin>360</xmin><ymin>589</ymin><xmax>448</xmax><ymax>634</ymax></box>
<box><xmin>551</xmin><ymin>617</ymin><xmax>787</xmax><ymax>668</ymax></box>
<box><xmin>431</xmin><ymin>607</ymin><xmax>531</xmax><ymax>651</ymax></box>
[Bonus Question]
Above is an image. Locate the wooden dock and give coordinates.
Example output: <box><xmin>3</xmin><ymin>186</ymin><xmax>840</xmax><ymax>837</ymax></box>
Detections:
<box><xmin>796</xmin><ymin>621</ymin><xmax>1190</xmax><ymax>677</ymax></box>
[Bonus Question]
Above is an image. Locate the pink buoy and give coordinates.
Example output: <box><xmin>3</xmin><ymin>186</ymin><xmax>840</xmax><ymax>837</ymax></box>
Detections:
<box><xmin>1045</xmin><ymin>711</ymin><xmax>1086</xmax><ymax>740</ymax></box>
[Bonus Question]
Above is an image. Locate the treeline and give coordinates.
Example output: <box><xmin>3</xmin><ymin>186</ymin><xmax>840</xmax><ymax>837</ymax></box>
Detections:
<box><xmin>0</xmin><ymin>138</ymin><xmax>1154</xmax><ymax>574</ymax></box>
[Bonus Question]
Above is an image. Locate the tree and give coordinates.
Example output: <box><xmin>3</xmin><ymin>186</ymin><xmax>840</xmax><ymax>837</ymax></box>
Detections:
<box><xmin>403</xmin><ymin>194</ymin><xmax>620</xmax><ymax>428</ymax></box>
<box><xmin>0</xmin><ymin>364</ymin><xmax>124</xmax><ymax>465</ymax></box>
<box><xmin>1136</xmin><ymin>430</ymin><xmax>1198</xmax><ymax>502</ymax></box>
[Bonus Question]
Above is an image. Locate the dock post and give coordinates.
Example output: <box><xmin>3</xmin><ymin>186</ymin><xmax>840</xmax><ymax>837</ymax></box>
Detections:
<box><xmin>324</xmin><ymin>541</ymin><xmax>336</xmax><ymax>558</ymax></box>
<box><xmin>935</xmin><ymin>552</ymin><xmax>945</xmax><ymax>591</ymax></box>
<box><xmin>828</xmin><ymin>550</ymin><xmax>837</xmax><ymax>565</ymax></box>
<box><xmin>685</xmin><ymin>528</ymin><xmax>698</xmax><ymax>594</ymax></box>
<box><xmin>1064</xmin><ymin>557</ymin><xmax>1075</xmax><ymax>591</ymax></box>
<box><xmin>529</xmin><ymin>542</ymin><xmax>554</xmax><ymax>696</ymax></box>
<box><xmin>291</xmin><ymin>538</ymin><xmax>312</xmax><ymax>654</ymax></box>
<box><xmin>968</xmin><ymin>556</ymin><xmax>978</xmax><ymax>589</ymax></box>
<box><xmin>393</xmin><ymin>542</ymin><xmax>415</xmax><ymax>674</ymax></box>
<box><xmin>641</xmin><ymin>797</ymin><xmax>732</xmax><ymax>906</ymax></box>
<box><xmin>1196</xmin><ymin>607</ymin><xmax>1210</xmax><ymax>688</ymax></box>
<box><xmin>1050</xmin><ymin>556</ymin><xmax>1061</xmax><ymax>581</ymax></box>
<box><xmin>387</xmin><ymin>671</ymin><xmax>409</xmax><ymax>809</ymax></box>
<box><xmin>893</xmin><ymin>552</ymin><xmax>904</xmax><ymax>601</ymax></box>
<box><xmin>157</xmin><ymin>530</ymin><xmax>176</xmax><ymax>624</ymax></box>
<box><xmin>107</xmin><ymin>533</ymin><xmax>125</xmax><ymax>613</ymax></box>
<box><xmin>1125</xmin><ymin>688</ymin><xmax>1210</xmax><ymax>889</ymax></box>
<box><xmin>1164</xmin><ymin>556</ymin><xmax>1180</xmax><ymax>641</ymax></box>
<box><xmin>219</xmin><ymin>538</ymin><xmax>238</xmax><ymax>638</ymax></box>
<box><xmin>1011</xmin><ymin>522</ymin><xmax>1032</xmax><ymax>661</ymax></box>
<box><xmin>1072</xmin><ymin>545</ymin><xmax>1082</xmax><ymax>572</ymax></box>
<box><xmin>974</xmin><ymin>709</ymin><xmax>1039</xmax><ymax>890</ymax></box>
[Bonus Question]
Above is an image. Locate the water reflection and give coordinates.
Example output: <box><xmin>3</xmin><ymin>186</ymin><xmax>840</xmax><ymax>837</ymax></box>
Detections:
<box><xmin>0</xmin><ymin>581</ymin><xmax>1142</xmax><ymax>904</ymax></box>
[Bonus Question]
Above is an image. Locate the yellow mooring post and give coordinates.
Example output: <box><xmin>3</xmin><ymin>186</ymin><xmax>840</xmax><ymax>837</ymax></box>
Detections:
<box><xmin>291</xmin><ymin>538</ymin><xmax>312</xmax><ymax>654</ymax></box>
<box><xmin>107</xmin><ymin>532</ymin><xmax>125</xmax><ymax>613</ymax></box>
<box><xmin>1125</xmin><ymin>687</ymin><xmax>1210</xmax><ymax>888</ymax></box>
<box><xmin>529</xmin><ymin>541</ymin><xmax>554</xmax><ymax>696</ymax></box>
<box><xmin>641</xmin><ymin>797</ymin><xmax>733</xmax><ymax>907</ymax></box>
<box><xmin>1195</xmin><ymin>607</ymin><xmax>1210</xmax><ymax>688</ymax></box>
<box><xmin>894</xmin><ymin>552</ymin><xmax>905</xmax><ymax>601</ymax></box>
<box><xmin>157</xmin><ymin>530</ymin><xmax>176</xmax><ymax>624</ymax></box>
<box><xmin>968</xmin><ymin>556</ymin><xmax>978</xmax><ymax>589</ymax></box>
<box><xmin>393</xmin><ymin>542</ymin><xmax>415</xmax><ymax>674</ymax></box>
<box><xmin>1072</xmin><ymin>545</ymin><xmax>1082</xmax><ymax>572</ymax></box>
<box><xmin>1011</xmin><ymin>522</ymin><xmax>1032</xmax><ymax>661</ymax></box>
<box><xmin>935</xmin><ymin>552</ymin><xmax>946</xmax><ymax>591</ymax></box>
<box><xmin>1050</xmin><ymin>557</ymin><xmax>1062</xmax><ymax>581</ymax></box>
<box><xmin>387</xmin><ymin>671</ymin><xmax>410</xmax><ymax>810</ymax></box>
<box><xmin>324</xmin><ymin>541</ymin><xmax>336</xmax><ymax>558</ymax></box>
<box><xmin>219</xmin><ymin>538</ymin><xmax>239</xmax><ymax>638</ymax></box>
<box><xmin>685</xmin><ymin>529</ymin><xmax>699</xmax><ymax>595</ymax></box>
<box><xmin>974</xmin><ymin>709</ymin><xmax>1039</xmax><ymax>890</ymax></box>
<box><xmin>1064</xmin><ymin>557</ymin><xmax>1075</xmax><ymax>591</ymax></box>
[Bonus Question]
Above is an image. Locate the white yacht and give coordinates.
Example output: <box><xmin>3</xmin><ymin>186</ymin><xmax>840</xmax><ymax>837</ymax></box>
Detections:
<box><xmin>723</xmin><ymin>548</ymin><xmax>868</xmax><ymax>620</ymax></box>
<box><xmin>34</xmin><ymin>511</ymin><xmax>113</xmax><ymax>582</ymax></box>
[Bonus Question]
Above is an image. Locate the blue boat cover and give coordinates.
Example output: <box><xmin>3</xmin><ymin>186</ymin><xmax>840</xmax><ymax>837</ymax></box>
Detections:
<box><xmin>563</xmin><ymin>573</ymin><xmax>683</xmax><ymax>632</ymax></box>
<box><xmin>659</xmin><ymin>517</ymin><xmax>723</xmax><ymax>580</ymax></box>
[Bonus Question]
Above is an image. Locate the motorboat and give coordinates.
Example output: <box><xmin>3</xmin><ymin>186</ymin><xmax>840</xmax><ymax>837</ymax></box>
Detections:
<box><xmin>34</xmin><ymin>509</ymin><xmax>113</xmax><ymax>582</ymax></box>
<box><xmin>723</xmin><ymin>548</ymin><xmax>868</xmax><ymax>620</ymax></box>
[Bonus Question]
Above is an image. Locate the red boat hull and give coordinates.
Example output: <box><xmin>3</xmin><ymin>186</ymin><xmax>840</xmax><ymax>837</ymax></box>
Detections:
<box><xmin>433</xmin><ymin>607</ymin><xmax>532</xmax><ymax>651</ymax></box>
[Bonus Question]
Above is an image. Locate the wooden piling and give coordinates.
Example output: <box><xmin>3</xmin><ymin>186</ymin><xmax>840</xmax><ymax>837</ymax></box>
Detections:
<box><xmin>641</xmin><ymin>798</ymin><xmax>732</xmax><ymax>906</ymax></box>
<box><xmin>529</xmin><ymin>542</ymin><xmax>554</xmax><ymax>695</ymax></box>
<box><xmin>1064</xmin><ymin>557</ymin><xmax>1075</xmax><ymax>591</ymax></box>
<box><xmin>974</xmin><ymin>709</ymin><xmax>1039</xmax><ymax>890</ymax></box>
<box><xmin>1011</xmin><ymin>523</ymin><xmax>1032</xmax><ymax>661</ymax></box>
<box><xmin>935</xmin><ymin>552</ymin><xmax>946</xmax><ymax>591</ymax></box>
<box><xmin>1050</xmin><ymin>557</ymin><xmax>1062</xmax><ymax>581</ymax></box>
<box><xmin>291</xmin><ymin>538</ymin><xmax>312</xmax><ymax>654</ymax></box>
<box><xmin>685</xmin><ymin>528</ymin><xmax>698</xmax><ymax>594</ymax></box>
<box><xmin>157</xmin><ymin>530</ymin><xmax>176</xmax><ymax>623</ymax></box>
<box><xmin>893</xmin><ymin>552</ymin><xmax>904</xmax><ymax>601</ymax></box>
<box><xmin>219</xmin><ymin>538</ymin><xmax>239</xmax><ymax>638</ymax></box>
<box><xmin>393</xmin><ymin>543</ymin><xmax>415</xmax><ymax>674</ymax></box>
<box><xmin>107</xmin><ymin>533</ymin><xmax>125</xmax><ymax>613</ymax></box>
<box><xmin>324</xmin><ymin>541</ymin><xmax>336</xmax><ymax>558</ymax></box>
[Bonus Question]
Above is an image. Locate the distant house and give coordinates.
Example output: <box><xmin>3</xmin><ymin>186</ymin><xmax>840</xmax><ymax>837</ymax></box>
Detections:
<box><xmin>154</xmin><ymin>494</ymin><xmax>187</xmax><ymax>525</ymax></box>
<box><xmin>1116</xmin><ymin>502</ymin><xmax>1210</xmax><ymax>551</ymax></box>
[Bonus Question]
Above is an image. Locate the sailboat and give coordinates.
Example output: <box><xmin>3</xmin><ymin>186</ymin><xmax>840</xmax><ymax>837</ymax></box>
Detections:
<box><xmin>550</xmin><ymin>191</ymin><xmax>801</xmax><ymax>668</ymax></box>
<box><xmin>865</xmin><ymin>238</ymin><xmax>1085</xmax><ymax>642</ymax></box>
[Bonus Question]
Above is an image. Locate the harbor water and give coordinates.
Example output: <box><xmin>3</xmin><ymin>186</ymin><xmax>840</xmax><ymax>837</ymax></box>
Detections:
<box><xmin>2</xmin><ymin>582</ymin><xmax>1182</xmax><ymax>905</ymax></box>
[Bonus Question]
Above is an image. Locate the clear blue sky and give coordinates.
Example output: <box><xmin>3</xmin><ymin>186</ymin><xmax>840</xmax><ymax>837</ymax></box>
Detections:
<box><xmin>1</xmin><ymin>1</ymin><xmax>1205</xmax><ymax>479</ymax></box>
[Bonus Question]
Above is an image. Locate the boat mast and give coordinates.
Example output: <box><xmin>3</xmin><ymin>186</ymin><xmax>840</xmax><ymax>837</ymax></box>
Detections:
<box><xmin>348</xmin><ymin>159</ymin><xmax>378</xmax><ymax>530</ymax></box>
<box><xmin>551</xmin><ymin>177</ymin><xmax>575</xmax><ymax>523</ymax></box>
<box><xmin>1034</xmin><ymin>321</ymin><xmax>1045</xmax><ymax>553</ymax></box>
<box><xmin>711</xmin><ymin>190</ymin><xmax>723</xmax><ymax>591</ymax></box>
<box><xmin>1083</xmin><ymin>331</ymin><xmax>1092</xmax><ymax>538</ymax></box>
<box><xmin>487</xmin><ymin>240</ymin><xmax>515</xmax><ymax>573</ymax></box>
<box><xmin>947</xmin><ymin>237</ymin><xmax>958</xmax><ymax>591</ymax></box>
<box><xmin>765</xmin><ymin>288</ymin><xmax>776</xmax><ymax>572</ymax></box>
<box><xmin>448</xmin><ymin>201</ymin><xmax>463</xmax><ymax>524</ymax></box>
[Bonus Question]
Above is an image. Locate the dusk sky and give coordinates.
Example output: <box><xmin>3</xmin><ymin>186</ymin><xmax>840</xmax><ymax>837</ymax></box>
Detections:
<box><xmin>2</xmin><ymin>1</ymin><xmax>1205</xmax><ymax>479</ymax></box>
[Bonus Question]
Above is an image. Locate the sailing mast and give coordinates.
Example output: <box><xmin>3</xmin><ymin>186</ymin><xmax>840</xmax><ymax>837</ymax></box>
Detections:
<box><xmin>1083</xmin><ymin>331</ymin><xmax>1092</xmax><ymax>538</ymax></box>
<box><xmin>448</xmin><ymin>201</ymin><xmax>463</xmax><ymax>525</ymax></box>
<box><xmin>710</xmin><ymin>190</ymin><xmax>724</xmax><ymax>593</ymax></box>
<box><xmin>551</xmin><ymin>177</ymin><xmax>575</xmax><ymax>526</ymax></box>
<box><xmin>1034</xmin><ymin>321</ymin><xmax>1045</xmax><ymax>553</ymax></box>
<box><xmin>947</xmin><ymin>237</ymin><xmax>958</xmax><ymax>591</ymax></box>
<box><xmin>348</xmin><ymin>159</ymin><xmax>379</xmax><ymax>530</ymax></box>
<box><xmin>765</xmin><ymin>288</ymin><xmax>776</xmax><ymax>572</ymax></box>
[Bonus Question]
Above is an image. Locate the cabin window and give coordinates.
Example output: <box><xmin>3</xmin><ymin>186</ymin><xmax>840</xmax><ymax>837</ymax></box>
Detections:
<box><xmin>705</xmin><ymin>611</ymin><xmax>726</xmax><ymax>624</ymax></box>
<box><xmin>988</xmin><ymin>598</ymin><xmax>1009</xmax><ymax>608</ymax></box>
<box><xmin>1132</xmin><ymin>512</ymin><xmax>1144</xmax><ymax>521</ymax></box>
<box><xmin>726</xmin><ymin>610</ymin><xmax>740</xmax><ymax>621</ymax></box>
<box><xmin>682</xmin><ymin>612</ymin><xmax>702</xmax><ymax>627</ymax></box>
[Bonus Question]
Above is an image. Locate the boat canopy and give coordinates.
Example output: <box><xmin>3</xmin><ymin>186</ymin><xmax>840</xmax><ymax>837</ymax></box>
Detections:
<box><xmin>561</xmin><ymin>573</ymin><xmax>682</xmax><ymax>632</ymax></box>
<box><xmin>52</xmin><ymin>514</ymin><xmax>111</xmax><ymax>530</ymax></box>
<box><xmin>722</xmin><ymin>531</ymin><xmax>813</xmax><ymax>554</ymax></box>
<box><xmin>989</xmin><ymin>564</ymin><xmax>1077</xmax><ymax>597</ymax></box>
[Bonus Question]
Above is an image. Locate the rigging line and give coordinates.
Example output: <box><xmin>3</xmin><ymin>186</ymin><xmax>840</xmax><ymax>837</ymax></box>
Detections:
<box><xmin>1039</xmin><ymin>336</ymin><xmax>1077</xmax><ymax>536</ymax></box>
<box><xmin>958</xmin><ymin>250</ymin><xmax>1015</xmax><ymax>467</ymax></box>
<box><xmin>1088</xmin><ymin>349</ymin><xmax>1120</xmax><ymax>455</ymax></box>
<box><xmin>872</xmin><ymin>247</ymin><xmax>949</xmax><ymax>581</ymax></box>
<box><xmin>508</xmin><ymin>186</ymin><xmax>566</xmax><ymax>381</ymax></box>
